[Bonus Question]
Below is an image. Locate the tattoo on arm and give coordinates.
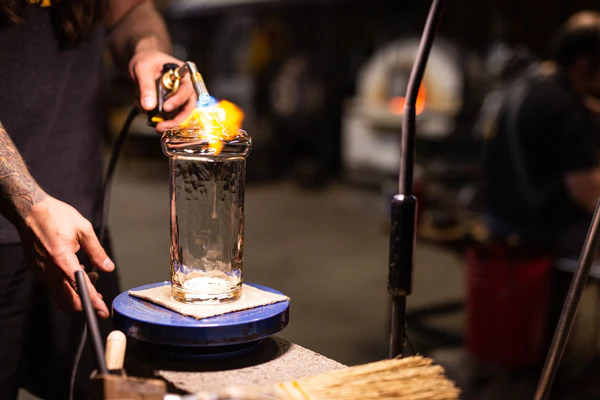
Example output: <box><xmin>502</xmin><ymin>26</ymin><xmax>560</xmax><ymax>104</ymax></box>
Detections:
<box><xmin>0</xmin><ymin>121</ymin><xmax>46</xmax><ymax>222</ymax></box>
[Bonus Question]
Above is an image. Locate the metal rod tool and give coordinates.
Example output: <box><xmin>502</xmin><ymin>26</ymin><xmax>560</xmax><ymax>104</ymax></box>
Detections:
<box><xmin>534</xmin><ymin>199</ymin><xmax>600</xmax><ymax>399</ymax></box>
<box><xmin>75</xmin><ymin>270</ymin><xmax>109</xmax><ymax>376</ymax></box>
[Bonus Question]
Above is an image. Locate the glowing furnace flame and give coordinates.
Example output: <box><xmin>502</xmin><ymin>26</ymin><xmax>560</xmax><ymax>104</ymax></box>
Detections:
<box><xmin>389</xmin><ymin>85</ymin><xmax>426</xmax><ymax>116</ymax></box>
<box><xmin>181</xmin><ymin>100</ymin><xmax>245</xmax><ymax>155</ymax></box>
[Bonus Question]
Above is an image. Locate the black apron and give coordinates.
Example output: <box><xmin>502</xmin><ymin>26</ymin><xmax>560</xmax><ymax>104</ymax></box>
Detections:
<box><xmin>0</xmin><ymin>4</ymin><xmax>104</xmax><ymax>244</ymax></box>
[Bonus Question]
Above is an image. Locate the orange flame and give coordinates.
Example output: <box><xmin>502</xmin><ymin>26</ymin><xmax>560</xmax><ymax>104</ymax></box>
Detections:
<box><xmin>389</xmin><ymin>85</ymin><xmax>426</xmax><ymax>116</ymax></box>
<box><xmin>181</xmin><ymin>100</ymin><xmax>245</xmax><ymax>155</ymax></box>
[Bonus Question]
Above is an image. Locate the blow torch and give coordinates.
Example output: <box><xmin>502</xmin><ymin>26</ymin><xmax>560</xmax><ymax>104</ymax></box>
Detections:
<box><xmin>148</xmin><ymin>61</ymin><xmax>211</xmax><ymax>126</ymax></box>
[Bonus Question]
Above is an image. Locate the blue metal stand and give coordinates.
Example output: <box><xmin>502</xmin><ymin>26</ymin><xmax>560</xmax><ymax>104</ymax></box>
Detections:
<box><xmin>112</xmin><ymin>282</ymin><xmax>290</xmax><ymax>360</ymax></box>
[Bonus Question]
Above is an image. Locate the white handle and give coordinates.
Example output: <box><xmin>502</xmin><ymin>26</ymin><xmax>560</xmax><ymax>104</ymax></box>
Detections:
<box><xmin>105</xmin><ymin>330</ymin><xmax>127</xmax><ymax>370</ymax></box>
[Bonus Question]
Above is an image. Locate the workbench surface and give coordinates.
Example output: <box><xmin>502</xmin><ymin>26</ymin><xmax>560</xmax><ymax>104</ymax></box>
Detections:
<box><xmin>125</xmin><ymin>336</ymin><xmax>346</xmax><ymax>394</ymax></box>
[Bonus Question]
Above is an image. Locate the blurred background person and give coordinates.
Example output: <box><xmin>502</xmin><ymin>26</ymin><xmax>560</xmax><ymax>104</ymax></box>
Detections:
<box><xmin>465</xmin><ymin>10</ymin><xmax>600</xmax><ymax>400</ymax></box>
<box><xmin>483</xmin><ymin>11</ymin><xmax>600</xmax><ymax>257</ymax></box>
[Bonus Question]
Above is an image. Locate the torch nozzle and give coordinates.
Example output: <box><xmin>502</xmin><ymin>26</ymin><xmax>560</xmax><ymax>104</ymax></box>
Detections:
<box><xmin>174</xmin><ymin>62</ymin><xmax>210</xmax><ymax>107</ymax></box>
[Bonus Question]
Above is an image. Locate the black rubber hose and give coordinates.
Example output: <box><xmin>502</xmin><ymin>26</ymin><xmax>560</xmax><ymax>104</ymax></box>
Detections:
<box><xmin>99</xmin><ymin>108</ymin><xmax>140</xmax><ymax>244</ymax></box>
<box><xmin>69</xmin><ymin>107</ymin><xmax>140</xmax><ymax>400</ymax></box>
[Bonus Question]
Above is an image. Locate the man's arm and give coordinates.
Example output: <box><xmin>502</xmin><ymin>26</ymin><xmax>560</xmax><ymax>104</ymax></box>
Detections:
<box><xmin>0</xmin><ymin>120</ymin><xmax>112</xmax><ymax>317</ymax></box>
<box><xmin>106</xmin><ymin>0</ymin><xmax>170</xmax><ymax>65</ymax></box>
<box><xmin>106</xmin><ymin>0</ymin><xmax>197</xmax><ymax>132</ymax></box>
<box><xmin>0</xmin><ymin>121</ymin><xmax>47</xmax><ymax>225</ymax></box>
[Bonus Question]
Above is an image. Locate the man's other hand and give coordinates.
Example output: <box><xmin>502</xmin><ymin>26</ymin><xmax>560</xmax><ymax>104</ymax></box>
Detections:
<box><xmin>19</xmin><ymin>196</ymin><xmax>115</xmax><ymax>318</ymax></box>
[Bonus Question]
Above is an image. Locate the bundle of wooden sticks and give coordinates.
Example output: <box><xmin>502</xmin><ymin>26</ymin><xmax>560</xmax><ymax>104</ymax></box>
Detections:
<box><xmin>275</xmin><ymin>356</ymin><xmax>460</xmax><ymax>400</ymax></box>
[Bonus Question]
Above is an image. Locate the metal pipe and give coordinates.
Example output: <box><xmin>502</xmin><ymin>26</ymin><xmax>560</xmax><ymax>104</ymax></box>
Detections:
<box><xmin>389</xmin><ymin>296</ymin><xmax>407</xmax><ymax>358</ymax></box>
<box><xmin>388</xmin><ymin>0</ymin><xmax>447</xmax><ymax>359</ymax></box>
<box><xmin>534</xmin><ymin>199</ymin><xmax>600</xmax><ymax>400</ymax></box>
<box><xmin>399</xmin><ymin>0</ymin><xmax>446</xmax><ymax>195</ymax></box>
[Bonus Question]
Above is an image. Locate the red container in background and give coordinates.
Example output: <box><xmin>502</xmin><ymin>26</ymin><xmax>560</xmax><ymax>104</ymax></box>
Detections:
<box><xmin>465</xmin><ymin>244</ymin><xmax>553</xmax><ymax>367</ymax></box>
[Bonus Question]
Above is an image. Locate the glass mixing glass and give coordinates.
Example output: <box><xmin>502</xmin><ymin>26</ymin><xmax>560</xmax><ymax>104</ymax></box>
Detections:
<box><xmin>162</xmin><ymin>126</ymin><xmax>251</xmax><ymax>303</ymax></box>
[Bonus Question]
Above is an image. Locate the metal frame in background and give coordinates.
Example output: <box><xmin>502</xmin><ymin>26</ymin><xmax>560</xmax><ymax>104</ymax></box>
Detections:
<box><xmin>387</xmin><ymin>0</ymin><xmax>447</xmax><ymax>359</ymax></box>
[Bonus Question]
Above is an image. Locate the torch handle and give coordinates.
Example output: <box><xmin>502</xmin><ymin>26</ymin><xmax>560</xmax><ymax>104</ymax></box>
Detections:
<box><xmin>148</xmin><ymin>63</ymin><xmax>180</xmax><ymax>127</ymax></box>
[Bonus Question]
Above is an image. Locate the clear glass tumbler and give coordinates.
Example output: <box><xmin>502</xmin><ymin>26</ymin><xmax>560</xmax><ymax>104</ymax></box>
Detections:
<box><xmin>162</xmin><ymin>127</ymin><xmax>251</xmax><ymax>303</ymax></box>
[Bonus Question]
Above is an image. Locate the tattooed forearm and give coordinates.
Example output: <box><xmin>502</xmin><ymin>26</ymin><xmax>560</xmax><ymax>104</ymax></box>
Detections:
<box><xmin>0</xmin><ymin>121</ymin><xmax>46</xmax><ymax>223</ymax></box>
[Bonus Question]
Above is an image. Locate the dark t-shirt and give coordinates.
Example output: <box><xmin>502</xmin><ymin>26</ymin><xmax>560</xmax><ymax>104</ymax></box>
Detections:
<box><xmin>0</xmin><ymin>5</ymin><xmax>104</xmax><ymax>244</ymax></box>
<box><xmin>483</xmin><ymin>69</ymin><xmax>600</xmax><ymax>245</ymax></box>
